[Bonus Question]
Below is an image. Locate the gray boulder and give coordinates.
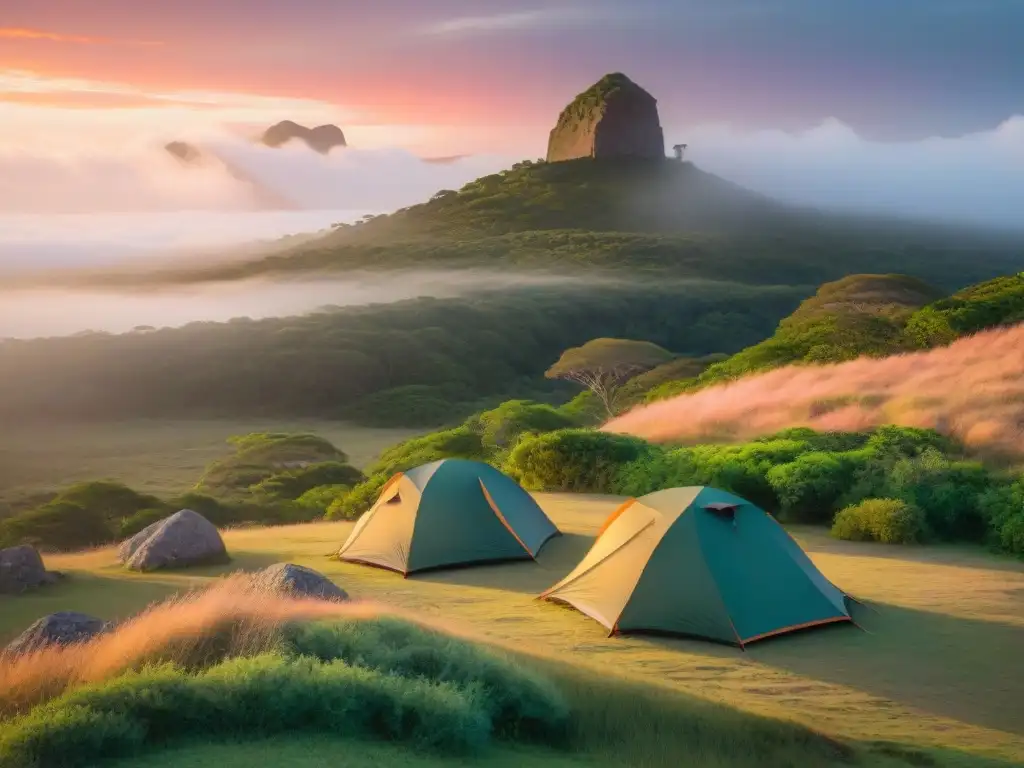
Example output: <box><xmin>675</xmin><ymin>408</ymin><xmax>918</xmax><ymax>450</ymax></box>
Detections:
<box><xmin>0</xmin><ymin>545</ymin><xmax>60</xmax><ymax>594</ymax></box>
<box><xmin>5</xmin><ymin>612</ymin><xmax>111</xmax><ymax>655</ymax></box>
<box><xmin>250</xmin><ymin>563</ymin><xmax>349</xmax><ymax>601</ymax></box>
<box><xmin>118</xmin><ymin>509</ymin><xmax>228</xmax><ymax>572</ymax></box>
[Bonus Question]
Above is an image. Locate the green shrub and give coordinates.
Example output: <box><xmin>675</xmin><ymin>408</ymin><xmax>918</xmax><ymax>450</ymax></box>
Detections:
<box><xmin>847</xmin><ymin>449</ymin><xmax>993</xmax><ymax>541</ymax></box>
<box><xmin>832</xmin><ymin>498</ymin><xmax>928</xmax><ymax>544</ymax></box>
<box><xmin>197</xmin><ymin>433</ymin><xmax>347</xmax><ymax>495</ymax></box>
<box><xmin>0</xmin><ymin>657</ymin><xmax>488</xmax><ymax>767</ymax></box>
<box><xmin>504</xmin><ymin>430</ymin><xmax>654</xmax><ymax>492</ymax></box>
<box><xmin>327</xmin><ymin>474</ymin><xmax>390</xmax><ymax>520</ymax></box>
<box><xmin>0</xmin><ymin>502</ymin><xmax>112</xmax><ymax>551</ymax></box>
<box><xmin>767</xmin><ymin>450</ymin><xmax>869</xmax><ymax>523</ymax></box>
<box><xmin>250</xmin><ymin>462</ymin><xmax>365</xmax><ymax>501</ymax></box>
<box><xmin>167</xmin><ymin>493</ymin><xmax>237</xmax><ymax>526</ymax></box>
<box><xmin>978</xmin><ymin>478</ymin><xmax>1024</xmax><ymax>555</ymax></box>
<box><xmin>117</xmin><ymin>508</ymin><xmax>168</xmax><ymax>539</ymax></box>
<box><xmin>281</xmin><ymin>619</ymin><xmax>568</xmax><ymax>742</ymax></box>
<box><xmin>685</xmin><ymin>440</ymin><xmax>814</xmax><ymax>512</ymax></box>
<box><xmin>294</xmin><ymin>485</ymin><xmax>350</xmax><ymax>514</ymax></box>
<box><xmin>864</xmin><ymin>425</ymin><xmax>954</xmax><ymax>459</ymax></box>
<box><xmin>371</xmin><ymin>427</ymin><xmax>485</xmax><ymax>477</ymax></box>
<box><xmin>472</xmin><ymin>400</ymin><xmax>578</xmax><ymax>453</ymax></box>
<box><xmin>556</xmin><ymin>390</ymin><xmax>604</xmax><ymax>425</ymax></box>
<box><xmin>610</xmin><ymin>447</ymin><xmax>685</xmax><ymax>496</ymax></box>
<box><xmin>759</xmin><ymin>427</ymin><xmax>869</xmax><ymax>454</ymax></box>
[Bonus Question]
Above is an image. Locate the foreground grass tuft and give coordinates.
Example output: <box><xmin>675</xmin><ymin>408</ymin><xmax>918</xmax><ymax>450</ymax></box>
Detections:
<box><xmin>0</xmin><ymin>655</ymin><xmax>493</xmax><ymax>768</ymax></box>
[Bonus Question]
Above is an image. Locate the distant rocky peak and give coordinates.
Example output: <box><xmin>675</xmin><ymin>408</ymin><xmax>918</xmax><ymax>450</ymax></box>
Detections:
<box><xmin>261</xmin><ymin>121</ymin><xmax>347</xmax><ymax>154</ymax></box>
<box><xmin>546</xmin><ymin>72</ymin><xmax>665</xmax><ymax>163</ymax></box>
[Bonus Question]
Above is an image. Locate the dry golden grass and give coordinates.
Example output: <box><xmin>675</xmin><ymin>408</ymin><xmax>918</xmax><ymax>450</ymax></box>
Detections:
<box><xmin>3</xmin><ymin>494</ymin><xmax>1023</xmax><ymax>763</ymax></box>
<box><xmin>605</xmin><ymin>324</ymin><xmax>1024</xmax><ymax>458</ymax></box>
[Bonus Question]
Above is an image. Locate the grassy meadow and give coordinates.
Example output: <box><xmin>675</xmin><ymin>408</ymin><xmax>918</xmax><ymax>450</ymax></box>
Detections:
<box><xmin>2</xmin><ymin>494</ymin><xmax>1021</xmax><ymax>767</ymax></box>
<box><xmin>0</xmin><ymin>420</ymin><xmax>420</xmax><ymax>506</ymax></box>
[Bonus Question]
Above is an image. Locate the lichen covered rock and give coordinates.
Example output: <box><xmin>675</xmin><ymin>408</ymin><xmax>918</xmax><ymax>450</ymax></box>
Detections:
<box><xmin>546</xmin><ymin>73</ymin><xmax>665</xmax><ymax>163</ymax></box>
<box><xmin>118</xmin><ymin>509</ymin><xmax>228</xmax><ymax>572</ymax></box>
<box><xmin>5</xmin><ymin>612</ymin><xmax>111</xmax><ymax>655</ymax></box>
<box><xmin>0</xmin><ymin>545</ymin><xmax>60</xmax><ymax>594</ymax></box>
<box><xmin>249</xmin><ymin>563</ymin><xmax>349</xmax><ymax>601</ymax></box>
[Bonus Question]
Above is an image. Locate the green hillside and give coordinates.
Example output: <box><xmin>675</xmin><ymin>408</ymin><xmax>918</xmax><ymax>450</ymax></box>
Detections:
<box><xmin>0</xmin><ymin>282</ymin><xmax>801</xmax><ymax>427</ymax></box>
<box><xmin>145</xmin><ymin>159</ymin><xmax>1024</xmax><ymax>291</ymax></box>
<box><xmin>645</xmin><ymin>272</ymin><xmax>1024</xmax><ymax>399</ymax></box>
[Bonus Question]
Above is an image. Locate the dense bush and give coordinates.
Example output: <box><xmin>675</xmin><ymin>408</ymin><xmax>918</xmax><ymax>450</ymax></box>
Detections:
<box><xmin>0</xmin><ymin>501</ymin><xmax>111</xmax><ymax>551</ymax></box>
<box><xmin>979</xmin><ymin>478</ymin><xmax>1024</xmax><ymax>555</ymax></box>
<box><xmin>327</xmin><ymin>474</ymin><xmax>390</xmax><ymax>521</ymax></box>
<box><xmin>845</xmin><ymin>449</ymin><xmax>992</xmax><ymax>541</ymax></box>
<box><xmin>504</xmin><ymin>430</ymin><xmax>656</xmax><ymax>492</ymax></box>
<box><xmin>196</xmin><ymin>433</ymin><xmax>347</xmax><ymax>496</ymax></box>
<box><xmin>905</xmin><ymin>272</ymin><xmax>1024</xmax><ymax>348</ymax></box>
<box><xmin>251</xmin><ymin>462</ymin><xmax>365</xmax><ymax>501</ymax></box>
<box><xmin>767</xmin><ymin>451</ymin><xmax>870</xmax><ymax>523</ymax></box>
<box><xmin>371</xmin><ymin>427</ymin><xmax>485</xmax><ymax>478</ymax></box>
<box><xmin>117</xmin><ymin>508</ymin><xmax>169</xmax><ymax>539</ymax></box>
<box><xmin>832</xmin><ymin>498</ymin><xmax>929</xmax><ymax>544</ymax></box>
<box><xmin>294</xmin><ymin>485</ymin><xmax>350</xmax><ymax>514</ymax></box>
<box><xmin>280</xmin><ymin>619</ymin><xmax>567</xmax><ymax>742</ymax></box>
<box><xmin>471</xmin><ymin>400</ymin><xmax>580</xmax><ymax>453</ymax></box>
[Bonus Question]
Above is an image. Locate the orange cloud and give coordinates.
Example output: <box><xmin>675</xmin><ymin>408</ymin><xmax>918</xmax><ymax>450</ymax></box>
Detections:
<box><xmin>0</xmin><ymin>90</ymin><xmax>220</xmax><ymax>110</ymax></box>
<box><xmin>0</xmin><ymin>28</ymin><xmax>161</xmax><ymax>46</ymax></box>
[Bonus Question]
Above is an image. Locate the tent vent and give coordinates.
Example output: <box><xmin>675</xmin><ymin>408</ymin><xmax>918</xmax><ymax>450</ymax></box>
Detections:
<box><xmin>385</xmin><ymin>493</ymin><xmax>402</xmax><ymax>505</ymax></box>
<box><xmin>703</xmin><ymin>502</ymin><xmax>739</xmax><ymax>519</ymax></box>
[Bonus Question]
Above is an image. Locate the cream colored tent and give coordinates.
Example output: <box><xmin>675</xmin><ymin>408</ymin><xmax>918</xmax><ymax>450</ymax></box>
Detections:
<box><xmin>540</xmin><ymin>486</ymin><xmax>852</xmax><ymax>646</ymax></box>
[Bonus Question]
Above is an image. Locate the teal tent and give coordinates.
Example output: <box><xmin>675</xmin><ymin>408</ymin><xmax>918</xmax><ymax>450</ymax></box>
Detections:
<box><xmin>541</xmin><ymin>486</ymin><xmax>854</xmax><ymax>646</ymax></box>
<box><xmin>338</xmin><ymin>459</ymin><xmax>558</xmax><ymax>575</ymax></box>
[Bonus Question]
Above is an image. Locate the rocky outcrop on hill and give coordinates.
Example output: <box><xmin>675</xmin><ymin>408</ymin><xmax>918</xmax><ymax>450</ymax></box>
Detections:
<box><xmin>261</xmin><ymin>121</ymin><xmax>347</xmax><ymax>154</ymax></box>
<box><xmin>546</xmin><ymin>73</ymin><xmax>665</xmax><ymax>163</ymax></box>
<box><xmin>165</xmin><ymin>141</ymin><xmax>204</xmax><ymax>165</ymax></box>
<box><xmin>118</xmin><ymin>509</ymin><xmax>228</xmax><ymax>572</ymax></box>
<box><xmin>249</xmin><ymin>563</ymin><xmax>349</xmax><ymax>601</ymax></box>
<box><xmin>0</xmin><ymin>545</ymin><xmax>61</xmax><ymax>594</ymax></box>
<box><xmin>4</xmin><ymin>612</ymin><xmax>111</xmax><ymax>655</ymax></box>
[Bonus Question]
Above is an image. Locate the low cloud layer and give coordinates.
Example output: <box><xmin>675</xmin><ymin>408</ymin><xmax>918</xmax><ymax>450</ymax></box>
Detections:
<box><xmin>1</xmin><ymin>115</ymin><xmax>1023</xmax><ymax>275</ymax></box>
<box><xmin>683</xmin><ymin>116</ymin><xmax>1024</xmax><ymax>230</ymax></box>
<box><xmin>0</xmin><ymin>137</ymin><xmax>511</xmax><ymax>215</ymax></box>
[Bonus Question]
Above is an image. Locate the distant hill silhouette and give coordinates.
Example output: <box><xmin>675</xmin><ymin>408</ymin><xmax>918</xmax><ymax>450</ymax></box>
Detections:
<box><xmin>260</xmin><ymin>121</ymin><xmax>347</xmax><ymax>154</ymax></box>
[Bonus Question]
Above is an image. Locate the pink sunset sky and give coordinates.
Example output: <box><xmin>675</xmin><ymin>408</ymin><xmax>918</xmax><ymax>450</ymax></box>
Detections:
<box><xmin>3</xmin><ymin>1</ymin><xmax>1023</xmax><ymax>156</ymax></box>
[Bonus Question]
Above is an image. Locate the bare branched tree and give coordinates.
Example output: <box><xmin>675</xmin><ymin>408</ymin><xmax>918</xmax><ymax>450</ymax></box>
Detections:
<box><xmin>546</xmin><ymin>338</ymin><xmax>674</xmax><ymax>417</ymax></box>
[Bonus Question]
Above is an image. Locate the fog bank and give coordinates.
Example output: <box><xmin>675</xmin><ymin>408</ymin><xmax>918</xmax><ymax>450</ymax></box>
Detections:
<box><xmin>683</xmin><ymin>116</ymin><xmax>1024</xmax><ymax>231</ymax></box>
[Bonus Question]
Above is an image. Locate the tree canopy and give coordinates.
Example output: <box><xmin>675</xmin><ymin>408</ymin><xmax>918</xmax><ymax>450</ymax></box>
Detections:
<box><xmin>546</xmin><ymin>338</ymin><xmax>674</xmax><ymax>416</ymax></box>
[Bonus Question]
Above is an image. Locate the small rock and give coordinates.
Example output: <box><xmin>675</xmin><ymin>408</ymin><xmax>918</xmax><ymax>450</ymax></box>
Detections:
<box><xmin>0</xmin><ymin>545</ymin><xmax>59</xmax><ymax>594</ymax></box>
<box><xmin>250</xmin><ymin>563</ymin><xmax>349</xmax><ymax>601</ymax></box>
<box><xmin>4</xmin><ymin>612</ymin><xmax>111</xmax><ymax>655</ymax></box>
<box><xmin>118</xmin><ymin>509</ymin><xmax>228</xmax><ymax>572</ymax></box>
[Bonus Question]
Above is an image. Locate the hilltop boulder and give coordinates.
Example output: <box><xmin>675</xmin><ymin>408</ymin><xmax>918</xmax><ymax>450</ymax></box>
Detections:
<box><xmin>546</xmin><ymin>73</ymin><xmax>665</xmax><ymax>163</ymax></box>
<box><xmin>5</xmin><ymin>612</ymin><xmax>111</xmax><ymax>655</ymax></box>
<box><xmin>118</xmin><ymin>509</ymin><xmax>228</xmax><ymax>572</ymax></box>
<box><xmin>261</xmin><ymin>121</ymin><xmax>347</xmax><ymax>154</ymax></box>
<box><xmin>249</xmin><ymin>563</ymin><xmax>349</xmax><ymax>601</ymax></box>
<box><xmin>0</xmin><ymin>545</ymin><xmax>60</xmax><ymax>594</ymax></box>
<box><xmin>165</xmin><ymin>141</ymin><xmax>204</xmax><ymax>165</ymax></box>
